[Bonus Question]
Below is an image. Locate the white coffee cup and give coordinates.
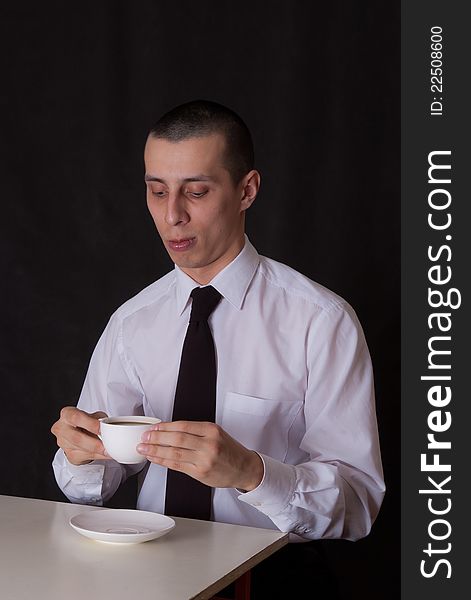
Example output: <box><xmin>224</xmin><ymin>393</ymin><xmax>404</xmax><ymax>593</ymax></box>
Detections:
<box><xmin>99</xmin><ymin>416</ymin><xmax>161</xmax><ymax>464</ymax></box>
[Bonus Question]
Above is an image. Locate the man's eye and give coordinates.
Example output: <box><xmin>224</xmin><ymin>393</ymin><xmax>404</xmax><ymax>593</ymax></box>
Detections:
<box><xmin>151</xmin><ymin>190</ymin><xmax>167</xmax><ymax>197</ymax></box>
<box><xmin>187</xmin><ymin>190</ymin><xmax>207</xmax><ymax>198</ymax></box>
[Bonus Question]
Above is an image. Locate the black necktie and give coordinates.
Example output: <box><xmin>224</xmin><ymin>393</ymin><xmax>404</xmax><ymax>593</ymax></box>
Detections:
<box><xmin>164</xmin><ymin>285</ymin><xmax>222</xmax><ymax>520</ymax></box>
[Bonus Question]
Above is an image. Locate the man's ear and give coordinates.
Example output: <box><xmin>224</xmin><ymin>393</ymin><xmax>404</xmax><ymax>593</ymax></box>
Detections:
<box><xmin>240</xmin><ymin>170</ymin><xmax>261</xmax><ymax>211</ymax></box>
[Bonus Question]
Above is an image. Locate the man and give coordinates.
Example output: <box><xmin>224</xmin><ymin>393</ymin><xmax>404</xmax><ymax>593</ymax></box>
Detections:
<box><xmin>51</xmin><ymin>100</ymin><xmax>385</xmax><ymax>597</ymax></box>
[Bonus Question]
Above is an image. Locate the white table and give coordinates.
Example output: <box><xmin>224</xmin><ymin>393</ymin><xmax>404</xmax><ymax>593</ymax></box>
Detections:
<box><xmin>0</xmin><ymin>495</ymin><xmax>288</xmax><ymax>600</ymax></box>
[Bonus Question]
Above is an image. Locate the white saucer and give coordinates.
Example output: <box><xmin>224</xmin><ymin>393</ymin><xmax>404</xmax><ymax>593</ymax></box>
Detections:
<box><xmin>69</xmin><ymin>509</ymin><xmax>176</xmax><ymax>544</ymax></box>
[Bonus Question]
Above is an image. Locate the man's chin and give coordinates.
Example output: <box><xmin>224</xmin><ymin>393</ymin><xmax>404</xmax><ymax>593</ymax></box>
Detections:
<box><xmin>170</xmin><ymin>254</ymin><xmax>202</xmax><ymax>270</ymax></box>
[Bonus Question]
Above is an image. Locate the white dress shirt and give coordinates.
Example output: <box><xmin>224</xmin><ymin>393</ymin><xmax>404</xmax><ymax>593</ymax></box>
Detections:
<box><xmin>53</xmin><ymin>236</ymin><xmax>385</xmax><ymax>541</ymax></box>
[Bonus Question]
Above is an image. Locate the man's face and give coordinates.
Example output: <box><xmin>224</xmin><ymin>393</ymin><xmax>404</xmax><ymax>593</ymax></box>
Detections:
<box><xmin>144</xmin><ymin>133</ymin><xmax>257</xmax><ymax>283</ymax></box>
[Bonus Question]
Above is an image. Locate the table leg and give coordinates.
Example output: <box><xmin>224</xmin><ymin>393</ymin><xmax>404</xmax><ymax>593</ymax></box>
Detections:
<box><xmin>234</xmin><ymin>570</ymin><xmax>251</xmax><ymax>600</ymax></box>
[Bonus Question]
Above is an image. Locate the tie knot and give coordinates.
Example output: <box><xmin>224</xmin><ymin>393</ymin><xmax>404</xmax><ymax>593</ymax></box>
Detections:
<box><xmin>189</xmin><ymin>286</ymin><xmax>222</xmax><ymax>322</ymax></box>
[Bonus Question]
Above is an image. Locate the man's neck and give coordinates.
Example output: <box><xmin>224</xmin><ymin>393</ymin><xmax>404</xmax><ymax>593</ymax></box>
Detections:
<box><xmin>180</xmin><ymin>237</ymin><xmax>246</xmax><ymax>285</ymax></box>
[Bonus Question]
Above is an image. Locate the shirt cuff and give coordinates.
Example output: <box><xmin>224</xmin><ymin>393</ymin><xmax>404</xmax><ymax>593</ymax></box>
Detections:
<box><xmin>63</xmin><ymin>457</ymin><xmax>106</xmax><ymax>483</ymax></box>
<box><xmin>237</xmin><ymin>453</ymin><xmax>297</xmax><ymax>517</ymax></box>
<box><xmin>56</xmin><ymin>454</ymin><xmax>106</xmax><ymax>505</ymax></box>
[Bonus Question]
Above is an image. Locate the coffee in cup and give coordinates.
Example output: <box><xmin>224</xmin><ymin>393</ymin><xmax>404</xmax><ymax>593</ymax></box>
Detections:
<box><xmin>99</xmin><ymin>416</ymin><xmax>161</xmax><ymax>464</ymax></box>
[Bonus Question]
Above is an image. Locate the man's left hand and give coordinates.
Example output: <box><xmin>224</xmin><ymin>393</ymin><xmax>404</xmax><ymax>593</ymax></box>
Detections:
<box><xmin>137</xmin><ymin>421</ymin><xmax>264</xmax><ymax>491</ymax></box>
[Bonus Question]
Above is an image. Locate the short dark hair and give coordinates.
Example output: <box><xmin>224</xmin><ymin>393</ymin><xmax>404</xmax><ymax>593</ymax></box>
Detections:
<box><xmin>148</xmin><ymin>100</ymin><xmax>254</xmax><ymax>184</ymax></box>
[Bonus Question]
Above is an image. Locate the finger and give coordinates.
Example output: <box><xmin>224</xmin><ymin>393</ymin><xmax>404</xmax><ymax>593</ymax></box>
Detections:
<box><xmin>63</xmin><ymin>427</ymin><xmax>107</xmax><ymax>457</ymax></box>
<box><xmin>90</xmin><ymin>451</ymin><xmax>112</xmax><ymax>461</ymax></box>
<box><xmin>141</xmin><ymin>430</ymin><xmax>204</xmax><ymax>450</ymax></box>
<box><xmin>64</xmin><ymin>448</ymin><xmax>111</xmax><ymax>465</ymax></box>
<box><xmin>153</xmin><ymin>420</ymin><xmax>215</xmax><ymax>437</ymax></box>
<box><xmin>145</xmin><ymin>453</ymin><xmax>201</xmax><ymax>478</ymax></box>
<box><xmin>61</xmin><ymin>407</ymin><xmax>105</xmax><ymax>436</ymax></box>
<box><xmin>138</xmin><ymin>443</ymin><xmax>196</xmax><ymax>465</ymax></box>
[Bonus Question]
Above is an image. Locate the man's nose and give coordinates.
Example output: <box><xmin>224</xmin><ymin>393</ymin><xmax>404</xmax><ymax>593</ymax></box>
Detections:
<box><xmin>165</xmin><ymin>192</ymin><xmax>189</xmax><ymax>226</ymax></box>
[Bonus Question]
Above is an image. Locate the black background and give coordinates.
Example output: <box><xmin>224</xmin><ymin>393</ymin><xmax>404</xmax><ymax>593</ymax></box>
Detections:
<box><xmin>0</xmin><ymin>2</ymin><xmax>399</xmax><ymax>599</ymax></box>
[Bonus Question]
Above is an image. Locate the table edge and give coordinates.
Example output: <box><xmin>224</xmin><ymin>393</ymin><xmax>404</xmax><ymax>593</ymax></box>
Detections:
<box><xmin>191</xmin><ymin>533</ymin><xmax>289</xmax><ymax>600</ymax></box>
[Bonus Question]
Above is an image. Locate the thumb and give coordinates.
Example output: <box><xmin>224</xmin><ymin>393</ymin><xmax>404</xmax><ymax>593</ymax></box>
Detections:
<box><xmin>91</xmin><ymin>411</ymin><xmax>108</xmax><ymax>420</ymax></box>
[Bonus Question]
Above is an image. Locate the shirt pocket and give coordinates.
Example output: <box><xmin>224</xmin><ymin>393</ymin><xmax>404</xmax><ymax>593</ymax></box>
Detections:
<box><xmin>220</xmin><ymin>391</ymin><xmax>303</xmax><ymax>462</ymax></box>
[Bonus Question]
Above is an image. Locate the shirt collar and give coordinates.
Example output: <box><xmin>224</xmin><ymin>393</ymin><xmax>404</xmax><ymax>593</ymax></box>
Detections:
<box><xmin>174</xmin><ymin>235</ymin><xmax>260</xmax><ymax>316</ymax></box>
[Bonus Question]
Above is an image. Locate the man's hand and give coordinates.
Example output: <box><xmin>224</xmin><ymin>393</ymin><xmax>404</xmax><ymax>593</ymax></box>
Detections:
<box><xmin>137</xmin><ymin>421</ymin><xmax>264</xmax><ymax>491</ymax></box>
<box><xmin>51</xmin><ymin>407</ymin><xmax>111</xmax><ymax>466</ymax></box>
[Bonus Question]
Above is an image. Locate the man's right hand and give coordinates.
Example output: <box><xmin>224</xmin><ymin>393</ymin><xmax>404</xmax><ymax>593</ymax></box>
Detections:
<box><xmin>51</xmin><ymin>407</ymin><xmax>111</xmax><ymax>466</ymax></box>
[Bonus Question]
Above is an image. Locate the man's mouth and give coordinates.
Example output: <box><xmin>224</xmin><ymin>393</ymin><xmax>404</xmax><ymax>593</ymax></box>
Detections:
<box><xmin>167</xmin><ymin>237</ymin><xmax>196</xmax><ymax>251</ymax></box>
